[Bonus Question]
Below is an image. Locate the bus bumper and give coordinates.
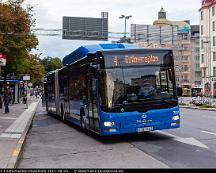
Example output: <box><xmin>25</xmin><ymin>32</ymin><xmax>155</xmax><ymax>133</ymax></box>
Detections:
<box><xmin>99</xmin><ymin>107</ymin><xmax>180</xmax><ymax>136</ymax></box>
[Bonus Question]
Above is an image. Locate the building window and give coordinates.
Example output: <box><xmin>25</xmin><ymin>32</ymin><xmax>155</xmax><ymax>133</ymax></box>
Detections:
<box><xmin>213</xmin><ymin>67</ymin><xmax>216</xmax><ymax>76</ymax></box>
<box><xmin>203</xmin><ymin>69</ymin><xmax>206</xmax><ymax>77</ymax></box>
<box><xmin>213</xmin><ymin>21</ymin><xmax>215</xmax><ymax>31</ymax></box>
<box><xmin>183</xmin><ymin>44</ymin><xmax>190</xmax><ymax>51</ymax></box>
<box><xmin>201</xmin><ymin>11</ymin><xmax>203</xmax><ymax>20</ymax></box>
<box><xmin>196</xmin><ymin>55</ymin><xmax>200</xmax><ymax>61</ymax></box>
<box><xmin>183</xmin><ymin>56</ymin><xmax>188</xmax><ymax>61</ymax></box>
<box><xmin>183</xmin><ymin>34</ymin><xmax>188</xmax><ymax>40</ymax></box>
<box><xmin>213</xmin><ymin>52</ymin><xmax>216</xmax><ymax>61</ymax></box>
<box><xmin>213</xmin><ymin>6</ymin><xmax>215</xmax><ymax>16</ymax></box>
<box><xmin>195</xmin><ymin>63</ymin><xmax>200</xmax><ymax>68</ymax></box>
<box><xmin>183</xmin><ymin>75</ymin><xmax>189</xmax><ymax>83</ymax></box>
<box><xmin>201</xmin><ymin>39</ymin><xmax>204</xmax><ymax>49</ymax></box>
<box><xmin>201</xmin><ymin>25</ymin><xmax>203</xmax><ymax>35</ymax></box>
<box><xmin>213</xmin><ymin>36</ymin><xmax>216</xmax><ymax>46</ymax></box>
<box><xmin>201</xmin><ymin>54</ymin><xmax>204</xmax><ymax>63</ymax></box>
<box><xmin>183</xmin><ymin>65</ymin><xmax>189</xmax><ymax>71</ymax></box>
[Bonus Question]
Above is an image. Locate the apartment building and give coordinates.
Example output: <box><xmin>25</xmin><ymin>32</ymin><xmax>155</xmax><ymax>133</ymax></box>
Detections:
<box><xmin>131</xmin><ymin>8</ymin><xmax>195</xmax><ymax>96</ymax></box>
<box><xmin>191</xmin><ymin>25</ymin><xmax>202</xmax><ymax>96</ymax></box>
<box><xmin>199</xmin><ymin>0</ymin><xmax>216</xmax><ymax>97</ymax></box>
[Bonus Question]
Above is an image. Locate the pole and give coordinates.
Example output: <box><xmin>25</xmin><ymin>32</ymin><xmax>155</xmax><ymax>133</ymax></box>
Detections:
<box><xmin>124</xmin><ymin>17</ymin><xmax>127</xmax><ymax>38</ymax></box>
<box><xmin>3</xmin><ymin>63</ymin><xmax>7</xmax><ymax>101</ymax></box>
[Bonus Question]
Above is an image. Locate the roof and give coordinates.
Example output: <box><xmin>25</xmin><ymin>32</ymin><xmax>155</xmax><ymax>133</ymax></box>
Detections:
<box><xmin>62</xmin><ymin>43</ymin><xmax>138</xmax><ymax>65</ymax></box>
<box><xmin>153</xmin><ymin>19</ymin><xmax>172</xmax><ymax>26</ymax></box>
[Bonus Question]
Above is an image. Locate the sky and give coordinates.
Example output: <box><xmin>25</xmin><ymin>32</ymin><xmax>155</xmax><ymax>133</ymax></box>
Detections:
<box><xmin>19</xmin><ymin>0</ymin><xmax>202</xmax><ymax>59</ymax></box>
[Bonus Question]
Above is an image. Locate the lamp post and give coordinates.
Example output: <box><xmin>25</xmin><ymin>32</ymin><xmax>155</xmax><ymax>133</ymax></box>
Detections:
<box><xmin>119</xmin><ymin>15</ymin><xmax>132</xmax><ymax>38</ymax></box>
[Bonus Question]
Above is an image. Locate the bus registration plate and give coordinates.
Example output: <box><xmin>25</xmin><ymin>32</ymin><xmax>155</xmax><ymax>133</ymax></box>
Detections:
<box><xmin>137</xmin><ymin>127</ymin><xmax>153</xmax><ymax>133</ymax></box>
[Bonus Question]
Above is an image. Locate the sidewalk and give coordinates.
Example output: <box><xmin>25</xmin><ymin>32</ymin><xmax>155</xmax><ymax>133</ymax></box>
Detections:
<box><xmin>180</xmin><ymin>105</ymin><xmax>216</xmax><ymax>111</ymax></box>
<box><xmin>179</xmin><ymin>97</ymin><xmax>216</xmax><ymax>111</ymax></box>
<box><xmin>0</xmin><ymin>97</ymin><xmax>40</xmax><ymax>168</ymax></box>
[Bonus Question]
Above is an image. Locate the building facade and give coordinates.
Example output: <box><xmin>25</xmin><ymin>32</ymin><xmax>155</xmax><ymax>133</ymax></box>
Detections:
<box><xmin>131</xmin><ymin>8</ymin><xmax>197</xmax><ymax>96</ymax></box>
<box><xmin>199</xmin><ymin>0</ymin><xmax>216</xmax><ymax>98</ymax></box>
<box><xmin>191</xmin><ymin>25</ymin><xmax>202</xmax><ymax>96</ymax></box>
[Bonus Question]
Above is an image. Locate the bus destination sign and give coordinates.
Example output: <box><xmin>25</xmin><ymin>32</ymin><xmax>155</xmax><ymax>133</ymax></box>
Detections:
<box><xmin>113</xmin><ymin>55</ymin><xmax>160</xmax><ymax>66</ymax></box>
<box><xmin>105</xmin><ymin>54</ymin><xmax>163</xmax><ymax>67</ymax></box>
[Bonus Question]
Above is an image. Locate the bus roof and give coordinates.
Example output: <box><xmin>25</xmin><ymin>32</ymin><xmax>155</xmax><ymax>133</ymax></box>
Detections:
<box><xmin>62</xmin><ymin>43</ymin><xmax>137</xmax><ymax>65</ymax></box>
<box><xmin>98</xmin><ymin>48</ymin><xmax>173</xmax><ymax>55</ymax></box>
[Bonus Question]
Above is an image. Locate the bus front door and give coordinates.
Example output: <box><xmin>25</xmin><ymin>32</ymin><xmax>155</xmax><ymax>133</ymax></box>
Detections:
<box><xmin>87</xmin><ymin>75</ymin><xmax>99</xmax><ymax>132</ymax></box>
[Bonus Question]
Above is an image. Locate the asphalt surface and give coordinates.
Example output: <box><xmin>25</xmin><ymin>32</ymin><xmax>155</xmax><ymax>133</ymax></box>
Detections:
<box><xmin>18</xmin><ymin>107</ymin><xmax>216</xmax><ymax>168</ymax></box>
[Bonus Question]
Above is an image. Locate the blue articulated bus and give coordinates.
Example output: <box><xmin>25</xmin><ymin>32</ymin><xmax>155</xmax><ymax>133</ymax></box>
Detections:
<box><xmin>44</xmin><ymin>43</ymin><xmax>180</xmax><ymax>136</ymax></box>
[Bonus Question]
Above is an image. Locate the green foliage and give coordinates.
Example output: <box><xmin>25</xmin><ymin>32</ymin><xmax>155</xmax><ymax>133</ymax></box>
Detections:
<box><xmin>0</xmin><ymin>0</ymin><xmax>41</xmax><ymax>85</ymax></box>
<box><xmin>179</xmin><ymin>103</ymin><xmax>187</xmax><ymax>106</ymax></box>
<box><xmin>40</xmin><ymin>56</ymin><xmax>63</xmax><ymax>73</ymax></box>
<box><xmin>199</xmin><ymin>104</ymin><xmax>216</xmax><ymax>109</ymax></box>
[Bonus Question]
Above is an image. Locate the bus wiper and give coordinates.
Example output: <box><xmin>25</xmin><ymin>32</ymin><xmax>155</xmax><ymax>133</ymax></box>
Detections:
<box><xmin>155</xmin><ymin>97</ymin><xmax>175</xmax><ymax>107</ymax></box>
<box><xmin>140</xmin><ymin>97</ymin><xmax>175</xmax><ymax>107</ymax></box>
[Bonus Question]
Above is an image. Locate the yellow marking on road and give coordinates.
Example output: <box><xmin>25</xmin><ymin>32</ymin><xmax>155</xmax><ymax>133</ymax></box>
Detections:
<box><xmin>12</xmin><ymin>149</ymin><xmax>20</xmax><ymax>156</ymax></box>
<box><xmin>18</xmin><ymin>139</ymin><xmax>24</xmax><ymax>144</ymax></box>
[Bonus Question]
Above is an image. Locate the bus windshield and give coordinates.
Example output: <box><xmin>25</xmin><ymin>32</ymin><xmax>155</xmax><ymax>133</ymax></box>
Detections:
<box><xmin>99</xmin><ymin>51</ymin><xmax>177</xmax><ymax>111</ymax></box>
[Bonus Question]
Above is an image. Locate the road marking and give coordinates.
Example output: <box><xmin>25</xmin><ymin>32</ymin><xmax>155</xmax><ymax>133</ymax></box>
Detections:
<box><xmin>158</xmin><ymin>131</ymin><xmax>209</xmax><ymax>149</ymax></box>
<box><xmin>12</xmin><ymin>148</ymin><xmax>20</xmax><ymax>156</ymax></box>
<box><xmin>0</xmin><ymin>117</ymin><xmax>17</xmax><ymax>120</ymax></box>
<box><xmin>201</xmin><ymin>130</ymin><xmax>216</xmax><ymax>136</ymax></box>
<box><xmin>0</xmin><ymin>133</ymin><xmax>22</xmax><ymax>139</ymax></box>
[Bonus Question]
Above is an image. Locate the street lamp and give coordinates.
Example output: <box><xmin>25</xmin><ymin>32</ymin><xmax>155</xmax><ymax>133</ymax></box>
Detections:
<box><xmin>119</xmin><ymin>15</ymin><xmax>132</xmax><ymax>38</ymax></box>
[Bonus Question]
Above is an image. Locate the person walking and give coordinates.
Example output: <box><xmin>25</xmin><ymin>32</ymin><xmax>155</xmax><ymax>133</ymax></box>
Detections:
<box><xmin>0</xmin><ymin>91</ymin><xmax>3</xmax><ymax>109</ymax></box>
<box><xmin>3</xmin><ymin>90</ymin><xmax>11</xmax><ymax>113</ymax></box>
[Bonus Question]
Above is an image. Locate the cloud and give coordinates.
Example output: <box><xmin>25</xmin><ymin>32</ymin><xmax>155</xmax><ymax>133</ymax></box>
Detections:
<box><xmin>23</xmin><ymin>0</ymin><xmax>201</xmax><ymax>59</ymax></box>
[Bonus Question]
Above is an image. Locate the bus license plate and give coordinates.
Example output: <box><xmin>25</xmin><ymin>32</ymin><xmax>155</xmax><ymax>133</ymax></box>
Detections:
<box><xmin>137</xmin><ymin>127</ymin><xmax>153</xmax><ymax>133</ymax></box>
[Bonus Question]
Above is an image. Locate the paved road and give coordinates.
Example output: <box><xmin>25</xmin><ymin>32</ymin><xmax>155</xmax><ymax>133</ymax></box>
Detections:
<box><xmin>18</xmin><ymin>107</ymin><xmax>216</xmax><ymax>168</ymax></box>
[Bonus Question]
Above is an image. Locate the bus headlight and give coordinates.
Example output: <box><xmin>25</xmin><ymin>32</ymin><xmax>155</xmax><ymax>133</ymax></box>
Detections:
<box><xmin>104</xmin><ymin>122</ymin><xmax>115</xmax><ymax>127</ymax></box>
<box><xmin>172</xmin><ymin>116</ymin><xmax>180</xmax><ymax>121</ymax></box>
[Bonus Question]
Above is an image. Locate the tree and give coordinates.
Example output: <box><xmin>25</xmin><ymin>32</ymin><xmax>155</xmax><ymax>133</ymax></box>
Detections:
<box><xmin>0</xmin><ymin>0</ymin><xmax>39</xmax><ymax>81</ymax></box>
<box><xmin>40</xmin><ymin>56</ymin><xmax>63</xmax><ymax>73</ymax></box>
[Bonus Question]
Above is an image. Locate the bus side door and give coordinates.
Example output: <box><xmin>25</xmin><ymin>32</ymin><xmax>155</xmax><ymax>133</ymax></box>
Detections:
<box><xmin>86</xmin><ymin>73</ymin><xmax>99</xmax><ymax>132</ymax></box>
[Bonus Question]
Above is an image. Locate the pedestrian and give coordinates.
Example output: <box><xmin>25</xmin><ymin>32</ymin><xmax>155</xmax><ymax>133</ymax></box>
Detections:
<box><xmin>3</xmin><ymin>90</ymin><xmax>11</xmax><ymax>113</ymax></box>
<box><xmin>23</xmin><ymin>90</ymin><xmax>28</xmax><ymax>109</ymax></box>
<box><xmin>0</xmin><ymin>91</ymin><xmax>3</xmax><ymax>109</ymax></box>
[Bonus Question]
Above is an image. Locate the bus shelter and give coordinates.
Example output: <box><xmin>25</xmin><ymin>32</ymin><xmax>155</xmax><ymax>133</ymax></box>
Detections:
<box><xmin>0</xmin><ymin>79</ymin><xmax>24</xmax><ymax>104</ymax></box>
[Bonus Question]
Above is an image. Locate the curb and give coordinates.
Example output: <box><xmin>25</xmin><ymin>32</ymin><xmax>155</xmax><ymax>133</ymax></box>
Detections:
<box><xmin>6</xmin><ymin>100</ymin><xmax>40</xmax><ymax>169</ymax></box>
<box><xmin>180</xmin><ymin>106</ymin><xmax>216</xmax><ymax>112</ymax></box>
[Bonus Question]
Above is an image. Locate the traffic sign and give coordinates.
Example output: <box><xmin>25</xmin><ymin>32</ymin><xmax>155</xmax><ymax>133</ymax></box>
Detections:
<box><xmin>62</xmin><ymin>12</ymin><xmax>108</xmax><ymax>41</ymax></box>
